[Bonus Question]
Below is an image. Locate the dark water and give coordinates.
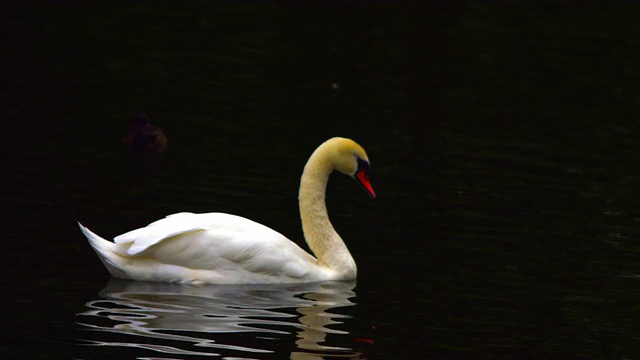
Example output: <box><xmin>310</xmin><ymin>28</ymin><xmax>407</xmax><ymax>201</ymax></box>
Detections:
<box><xmin>3</xmin><ymin>2</ymin><xmax>640</xmax><ymax>359</ymax></box>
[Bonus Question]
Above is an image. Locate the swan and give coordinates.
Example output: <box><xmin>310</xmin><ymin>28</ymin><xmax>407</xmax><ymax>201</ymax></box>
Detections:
<box><xmin>78</xmin><ymin>137</ymin><xmax>375</xmax><ymax>284</ymax></box>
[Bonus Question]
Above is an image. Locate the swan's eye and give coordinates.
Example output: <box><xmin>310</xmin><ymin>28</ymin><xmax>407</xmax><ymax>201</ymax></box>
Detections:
<box><xmin>356</xmin><ymin>158</ymin><xmax>370</xmax><ymax>175</ymax></box>
<box><xmin>355</xmin><ymin>158</ymin><xmax>375</xmax><ymax>198</ymax></box>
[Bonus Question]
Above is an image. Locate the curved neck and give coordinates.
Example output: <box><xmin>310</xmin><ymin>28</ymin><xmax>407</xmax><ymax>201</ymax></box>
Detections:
<box><xmin>298</xmin><ymin>148</ymin><xmax>356</xmax><ymax>278</ymax></box>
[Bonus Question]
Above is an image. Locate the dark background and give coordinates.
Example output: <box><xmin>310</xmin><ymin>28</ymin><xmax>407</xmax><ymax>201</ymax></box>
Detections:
<box><xmin>2</xmin><ymin>2</ymin><xmax>639</xmax><ymax>359</ymax></box>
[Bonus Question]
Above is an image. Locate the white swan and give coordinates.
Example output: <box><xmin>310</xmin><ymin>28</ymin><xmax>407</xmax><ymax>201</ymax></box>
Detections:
<box><xmin>78</xmin><ymin>137</ymin><xmax>375</xmax><ymax>284</ymax></box>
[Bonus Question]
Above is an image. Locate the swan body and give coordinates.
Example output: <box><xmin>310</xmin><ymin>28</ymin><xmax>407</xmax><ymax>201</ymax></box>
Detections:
<box><xmin>79</xmin><ymin>137</ymin><xmax>375</xmax><ymax>284</ymax></box>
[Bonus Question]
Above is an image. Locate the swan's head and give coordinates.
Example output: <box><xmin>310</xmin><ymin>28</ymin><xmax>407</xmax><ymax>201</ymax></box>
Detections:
<box><xmin>327</xmin><ymin>137</ymin><xmax>376</xmax><ymax>199</ymax></box>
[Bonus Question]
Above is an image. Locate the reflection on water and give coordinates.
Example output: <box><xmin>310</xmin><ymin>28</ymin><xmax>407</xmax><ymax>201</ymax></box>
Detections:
<box><xmin>4</xmin><ymin>2</ymin><xmax>639</xmax><ymax>359</ymax></box>
<box><xmin>77</xmin><ymin>279</ymin><xmax>361</xmax><ymax>359</ymax></box>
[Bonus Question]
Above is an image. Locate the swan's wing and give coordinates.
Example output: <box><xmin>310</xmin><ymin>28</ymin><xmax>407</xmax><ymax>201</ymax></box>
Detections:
<box><xmin>114</xmin><ymin>212</ymin><xmax>213</xmax><ymax>255</ymax></box>
<box><xmin>113</xmin><ymin>212</ymin><xmax>319</xmax><ymax>280</ymax></box>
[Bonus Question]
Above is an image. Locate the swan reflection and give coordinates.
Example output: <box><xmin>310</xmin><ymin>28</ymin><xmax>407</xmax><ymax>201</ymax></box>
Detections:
<box><xmin>77</xmin><ymin>279</ymin><xmax>361</xmax><ymax>358</ymax></box>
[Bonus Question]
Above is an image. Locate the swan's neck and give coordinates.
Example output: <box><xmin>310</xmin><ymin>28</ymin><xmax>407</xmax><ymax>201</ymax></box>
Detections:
<box><xmin>298</xmin><ymin>150</ymin><xmax>356</xmax><ymax>278</ymax></box>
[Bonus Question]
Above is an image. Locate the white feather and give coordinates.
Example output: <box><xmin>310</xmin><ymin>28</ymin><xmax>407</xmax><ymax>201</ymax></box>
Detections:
<box><xmin>80</xmin><ymin>212</ymin><xmax>331</xmax><ymax>284</ymax></box>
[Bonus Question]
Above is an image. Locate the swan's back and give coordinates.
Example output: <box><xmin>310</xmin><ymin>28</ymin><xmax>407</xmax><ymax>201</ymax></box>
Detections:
<box><xmin>80</xmin><ymin>212</ymin><xmax>334</xmax><ymax>284</ymax></box>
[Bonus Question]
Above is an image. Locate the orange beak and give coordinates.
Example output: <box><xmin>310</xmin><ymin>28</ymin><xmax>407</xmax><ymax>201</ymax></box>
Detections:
<box><xmin>355</xmin><ymin>158</ymin><xmax>376</xmax><ymax>199</ymax></box>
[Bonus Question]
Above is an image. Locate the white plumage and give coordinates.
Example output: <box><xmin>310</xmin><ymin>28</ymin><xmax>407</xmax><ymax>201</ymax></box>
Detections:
<box><xmin>79</xmin><ymin>137</ymin><xmax>375</xmax><ymax>284</ymax></box>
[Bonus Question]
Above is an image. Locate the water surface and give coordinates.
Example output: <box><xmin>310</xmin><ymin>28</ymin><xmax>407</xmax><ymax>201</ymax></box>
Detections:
<box><xmin>3</xmin><ymin>2</ymin><xmax>640</xmax><ymax>359</ymax></box>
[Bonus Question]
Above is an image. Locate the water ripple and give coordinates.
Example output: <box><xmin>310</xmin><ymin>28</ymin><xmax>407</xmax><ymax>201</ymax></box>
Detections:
<box><xmin>77</xmin><ymin>279</ymin><xmax>360</xmax><ymax>358</ymax></box>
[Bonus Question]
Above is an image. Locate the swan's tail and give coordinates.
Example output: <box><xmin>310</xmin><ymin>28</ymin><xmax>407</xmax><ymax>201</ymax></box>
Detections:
<box><xmin>78</xmin><ymin>222</ymin><xmax>128</xmax><ymax>279</ymax></box>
